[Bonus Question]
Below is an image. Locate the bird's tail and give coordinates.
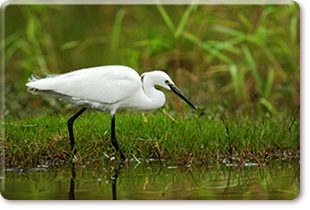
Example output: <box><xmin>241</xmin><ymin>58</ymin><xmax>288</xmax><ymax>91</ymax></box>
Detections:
<box><xmin>26</xmin><ymin>71</ymin><xmax>58</xmax><ymax>94</ymax></box>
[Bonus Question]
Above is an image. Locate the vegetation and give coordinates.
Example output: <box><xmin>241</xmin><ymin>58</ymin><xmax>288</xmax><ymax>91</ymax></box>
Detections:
<box><xmin>4</xmin><ymin>109</ymin><xmax>299</xmax><ymax>165</ymax></box>
<box><xmin>2</xmin><ymin>4</ymin><xmax>300</xmax><ymax>165</ymax></box>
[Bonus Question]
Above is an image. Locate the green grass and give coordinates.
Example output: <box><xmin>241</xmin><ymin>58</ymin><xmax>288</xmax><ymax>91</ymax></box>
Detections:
<box><xmin>4</xmin><ymin>108</ymin><xmax>300</xmax><ymax>166</ymax></box>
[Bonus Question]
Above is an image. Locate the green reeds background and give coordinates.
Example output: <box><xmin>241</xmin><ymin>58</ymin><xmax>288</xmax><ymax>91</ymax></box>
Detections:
<box><xmin>3</xmin><ymin>4</ymin><xmax>299</xmax><ymax>117</ymax></box>
<box><xmin>2</xmin><ymin>4</ymin><xmax>300</xmax><ymax>164</ymax></box>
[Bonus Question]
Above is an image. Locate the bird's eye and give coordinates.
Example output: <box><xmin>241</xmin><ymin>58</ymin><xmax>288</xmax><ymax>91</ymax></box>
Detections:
<box><xmin>165</xmin><ymin>80</ymin><xmax>169</xmax><ymax>84</ymax></box>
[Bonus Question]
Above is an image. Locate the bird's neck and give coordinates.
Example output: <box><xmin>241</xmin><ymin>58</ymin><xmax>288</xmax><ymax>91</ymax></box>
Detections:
<box><xmin>142</xmin><ymin>80</ymin><xmax>166</xmax><ymax>110</ymax></box>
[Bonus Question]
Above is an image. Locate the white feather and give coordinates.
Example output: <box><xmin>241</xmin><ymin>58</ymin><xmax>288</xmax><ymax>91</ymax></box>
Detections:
<box><xmin>26</xmin><ymin>65</ymin><xmax>179</xmax><ymax>114</ymax></box>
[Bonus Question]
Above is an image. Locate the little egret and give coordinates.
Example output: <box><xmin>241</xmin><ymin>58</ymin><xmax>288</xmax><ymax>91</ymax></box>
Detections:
<box><xmin>26</xmin><ymin>65</ymin><xmax>196</xmax><ymax>162</ymax></box>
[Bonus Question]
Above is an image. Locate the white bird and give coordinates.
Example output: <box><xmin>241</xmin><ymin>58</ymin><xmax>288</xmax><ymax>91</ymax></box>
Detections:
<box><xmin>26</xmin><ymin>65</ymin><xmax>196</xmax><ymax>162</ymax></box>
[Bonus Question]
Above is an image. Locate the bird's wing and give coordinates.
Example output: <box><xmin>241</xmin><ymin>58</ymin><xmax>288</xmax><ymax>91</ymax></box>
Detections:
<box><xmin>26</xmin><ymin>65</ymin><xmax>141</xmax><ymax>104</ymax></box>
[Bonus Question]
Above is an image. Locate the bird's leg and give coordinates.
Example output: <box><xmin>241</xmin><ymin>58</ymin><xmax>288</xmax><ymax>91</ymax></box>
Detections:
<box><xmin>111</xmin><ymin>114</ymin><xmax>126</xmax><ymax>162</ymax></box>
<box><xmin>68</xmin><ymin>108</ymin><xmax>87</xmax><ymax>156</ymax></box>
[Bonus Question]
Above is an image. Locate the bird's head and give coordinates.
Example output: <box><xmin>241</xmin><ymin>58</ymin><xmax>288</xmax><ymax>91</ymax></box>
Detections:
<box><xmin>141</xmin><ymin>71</ymin><xmax>196</xmax><ymax>110</ymax></box>
<box><xmin>141</xmin><ymin>71</ymin><xmax>173</xmax><ymax>90</ymax></box>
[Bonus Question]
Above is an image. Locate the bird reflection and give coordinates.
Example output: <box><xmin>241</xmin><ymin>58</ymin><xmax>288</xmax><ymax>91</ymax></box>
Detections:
<box><xmin>111</xmin><ymin>165</ymin><xmax>122</xmax><ymax>200</ymax></box>
<box><xmin>69</xmin><ymin>162</ymin><xmax>76</xmax><ymax>200</ymax></box>
<box><xmin>68</xmin><ymin>162</ymin><xmax>123</xmax><ymax>200</ymax></box>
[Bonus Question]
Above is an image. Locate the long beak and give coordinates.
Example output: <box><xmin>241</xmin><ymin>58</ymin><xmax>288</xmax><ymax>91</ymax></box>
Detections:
<box><xmin>168</xmin><ymin>84</ymin><xmax>196</xmax><ymax>110</ymax></box>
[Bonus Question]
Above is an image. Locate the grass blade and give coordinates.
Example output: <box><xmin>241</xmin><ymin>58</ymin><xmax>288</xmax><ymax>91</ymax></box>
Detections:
<box><xmin>263</xmin><ymin>47</ymin><xmax>287</xmax><ymax>80</ymax></box>
<box><xmin>111</xmin><ymin>8</ymin><xmax>126</xmax><ymax>51</ymax></box>
<box><xmin>182</xmin><ymin>31</ymin><xmax>234</xmax><ymax>65</ymax></box>
<box><xmin>206</xmin><ymin>37</ymin><xmax>244</xmax><ymax>55</ymax></box>
<box><xmin>174</xmin><ymin>4</ymin><xmax>197</xmax><ymax>39</ymax></box>
<box><xmin>212</xmin><ymin>25</ymin><xmax>246</xmax><ymax>38</ymax></box>
<box><xmin>242</xmin><ymin>44</ymin><xmax>263</xmax><ymax>94</ymax></box>
<box><xmin>263</xmin><ymin>68</ymin><xmax>275</xmax><ymax>98</ymax></box>
<box><xmin>61</xmin><ymin>41</ymin><xmax>80</xmax><ymax>50</ymax></box>
<box><xmin>259</xmin><ymin>98</ymin><xmax>276</xmax><ymax>114</ymax></box>
<box><xmin>156</xmin><ymin>3</ymin><xmax>176</xmax><ymax>34</ymax></box>
<box><xmin>237</xmin><ymin>12</ymin><xmax>253</xmax><ymax>31</ymax></box>
<box><xmin>229</xmin><ymin>65</ymin><xmax>241</xmax><ymax>98</ymax></box>
<box><xmin>290</xmin><ymin>14</ymin><xmax>298</xmax><ymax>45</ymax></box>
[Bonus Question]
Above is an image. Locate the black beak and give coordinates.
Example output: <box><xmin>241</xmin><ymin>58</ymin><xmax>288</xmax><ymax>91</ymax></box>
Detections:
<box><xmin>168</xmin><ymin>84</ymin><xmax>196</xmax><ymax>110</ymax></box>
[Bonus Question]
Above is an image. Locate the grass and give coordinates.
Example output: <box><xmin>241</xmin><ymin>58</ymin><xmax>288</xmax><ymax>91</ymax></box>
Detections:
<box><xmin>4</xmin><ymin>107</ymin><xmax>300</xmax><ymax>166</ymax></box>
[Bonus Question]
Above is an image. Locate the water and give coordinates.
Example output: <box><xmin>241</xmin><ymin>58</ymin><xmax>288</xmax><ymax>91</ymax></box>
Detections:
<box><xmin>1</xmin><ymin>160</ymin><xmax>299</xmax><ymax>200</ymax></box>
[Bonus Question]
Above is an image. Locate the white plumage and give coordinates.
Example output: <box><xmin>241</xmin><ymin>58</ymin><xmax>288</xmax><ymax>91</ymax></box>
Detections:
<box><xmin>26</xmin><ymin>65</ymin><xmax>196</xmax><ymax>162</ymax></box>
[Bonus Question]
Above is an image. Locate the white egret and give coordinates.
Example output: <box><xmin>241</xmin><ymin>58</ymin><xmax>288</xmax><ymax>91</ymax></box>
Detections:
<box><xmin>26</xmin><ymin>65</ymin><xmax>196</xmax><ymax>162</ymax></box>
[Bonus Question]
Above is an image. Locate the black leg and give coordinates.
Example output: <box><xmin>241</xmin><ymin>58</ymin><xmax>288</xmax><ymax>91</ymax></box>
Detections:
<box><xmin>69</xmin><ymin>162</ymin><xmax>76</xmax><ymax>200</ymax></box>
<box><xmin>68</xmin><ymin>108</ymin><xmax>87</xmax><ymax>155</ymax></box>
<box><xmin>112</xmin><ymin>168</ymin><xmax>119</xmax><ymax>200</ymax></box>
<box><xmin>111</xmin><ymin>114</ymin><xmax>125</xmax><ymax>162</ymax></box>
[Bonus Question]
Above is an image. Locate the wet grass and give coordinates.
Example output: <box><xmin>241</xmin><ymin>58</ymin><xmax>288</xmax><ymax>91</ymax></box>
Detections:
<box><xmin>4</xmin><ymin>108</ymin><xmax>300</xmax><ymax>166</ymax></box>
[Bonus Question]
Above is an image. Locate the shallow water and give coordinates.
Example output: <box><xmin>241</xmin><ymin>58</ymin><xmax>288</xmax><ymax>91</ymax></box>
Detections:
<box><xmin>1</xmin><ymin>160</ymin><xmax>299</xmax><ymax>200</ymax></box>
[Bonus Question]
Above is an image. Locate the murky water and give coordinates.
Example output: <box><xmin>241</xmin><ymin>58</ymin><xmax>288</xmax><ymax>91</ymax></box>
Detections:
<box><xmin>1</xmin><ymin>160</ymin><xmax>299</xmax><ymax>200</ymax></box>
